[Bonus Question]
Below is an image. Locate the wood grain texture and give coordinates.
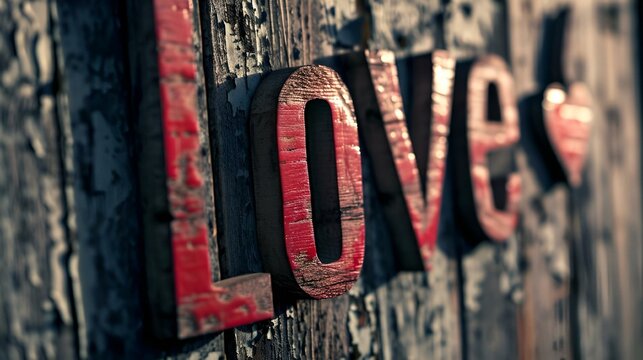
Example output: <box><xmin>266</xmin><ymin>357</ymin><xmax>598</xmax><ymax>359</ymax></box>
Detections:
<box><xmin>442</xmin><ymin>2</ymin><xmax>523</xmax><ymax>359</ymax></box>
<box><xmin>275</xmin><ymin>67</ymin><xmax>363</xmax><ymax>299</ymax></box>
<box><xmin>509</xmin><ymin>1</ymin><xmax>643</xmax><ymax>359</ymax></box>
<box><xmin>251</xmin><ymin>65</ymin><xmax>365</xmax><ymax>299</ymax></box>
<box><xmin>55</xmin><ymin>0</ymin><xmax>226</xmax><ymax>356</ymax></box>
<box><xmin>0</xmin><ymin>0</ymin><xmax>641</xmax><ymax>359</ymax></box>
<box><xmin>0</xmin><ymin>1</ymin><xmax>79</xmax><ymax>358</ymax></box>
<box><xmin>153</xmin><ymin>0</ymin><xmax>273</xmax><ymax>339</ymax></box>
<box><xmin>198</xmin><ymin>1</ymin><xmax>364</xmax><ymax>358</ymax></box>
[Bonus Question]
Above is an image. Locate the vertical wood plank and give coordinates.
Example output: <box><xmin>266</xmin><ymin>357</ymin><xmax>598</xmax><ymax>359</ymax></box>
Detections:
<box><xmin>443</xmin><ymin>1</ymin><xmax>522</xmax><ymax>359</ymax></box>
<box><xmin>0</xmin><ymin>1</ymin><xmax>78</xmax><ymax>358</ymax></box>
<box><xmin>574</xmin><ymin>0</ymin><xmax>643</xmax><ymax>358</ymax></box>
<box><xmin>198</xmin><ymin>1</ymin><xmax>364</xmax><ymax>358</ymax></box>
<box><xmin>361</xmin><ymin>2</ymin><xmax>463</xmax><ymax>359</ymax></box>
<box><xmin>125</xmin><ymin>0</ymin><xmax>229</xmax><ymax>356</ymax></box>
<box><xmin>508</xmin><ymin>2</ymin><xmax>575</xmax><ymax>359</ymax></box>
<box><xmin>54</xmin><ymin>0</ymin><xmax>143</xmax><ymax>356</ymax></box>
<box><xmin>55</xmin><ymin>0</ymin><xmax>228</xmax><ymax>356</ymax></box>
<box><xmin>508</xmin><ymin>1</ymin><xmax>643</xmax><ymax>359</ymax></box>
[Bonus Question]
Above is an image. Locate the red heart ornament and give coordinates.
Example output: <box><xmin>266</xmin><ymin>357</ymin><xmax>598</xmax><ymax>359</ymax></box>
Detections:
<box><xmin>542</xmin><ymin>82</ymin><xmax>593</xmax><ymax>186</ymax></box>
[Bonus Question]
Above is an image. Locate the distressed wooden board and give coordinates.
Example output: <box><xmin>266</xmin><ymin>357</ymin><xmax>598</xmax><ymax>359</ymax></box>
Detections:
<box><xmin>198</xmin><ymin>0</ymin><xmax>464</xmax><ymax>359</ymax></box>
<box><xmin>566</xmin><ymin>1</ymin><xmax>642</xmax><ymax>358</ymax></box>
<box><xmin>509</xmin><ymin>3</ymin><xmax>575</xmax><ymax>359</ymax></box>
<box><xmin>358</xmin><ymin>3</ymin><xmax>463</xmax><ymax>359</ymax></box>
<box><xmin>52</xmin><ymin>1</ymin><xmax>149</xmax><ymax>357</ymax></box>
<box><xmin>1</xmin><ymin>0</ymin><xmax>641</xmax><ymax>359</ymax></box>
<box><xmin>509</xmin><ymin>1</ymin><xmax>643</xmax><ymax>359</ymax></box>
<box><xmin>442</xmin><ymin>1</ymin><xmax>523</xmax><ymax>359</ymax></box>
<box><xmin>0</xmin><ymin>1</ymin><xmax>78</xmax><ymax>359</ymax></box>
<box><xmin>197</xmin><ymin>1</ymin><xmax>363</xmax><ymax>358</ymax></box>
<box><xmin>53</xmin><ymin>0</ymin><xmax>226</xmax><ymax>357</ymax></box>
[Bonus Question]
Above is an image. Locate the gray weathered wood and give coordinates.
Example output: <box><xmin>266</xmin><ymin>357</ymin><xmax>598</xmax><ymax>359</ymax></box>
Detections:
<box><xmin>364</xmin><ymin>2</ymin><xmax>463</xmax><ymax>359</ymax></box>
<box><xmin>509</xmin><ymin>2</ymin><xmax>575</xmax><ymax>359</ymax></box>
<box><xmin>0</xmin><ymin>1</ymin><xmax>78</xmax><ymax>358</ymax></box>
<box><xmin>509</xmin><ymin>1</ymin><xmax>643</xmax><ymax>359</ymax></box>
<box><xmin>443</xmin><ymin>1</ymin><xmax>522</xmax><ymax>359</ymax></box>
<box><xmin>198</xmin><ymin>1</ymin><xmax>360</xmax><ymax>358</ymax></box>
<box><xmin>1</xmin><ymin>0</ymin><xmax>641</xmax><ymax>359</ymax></box>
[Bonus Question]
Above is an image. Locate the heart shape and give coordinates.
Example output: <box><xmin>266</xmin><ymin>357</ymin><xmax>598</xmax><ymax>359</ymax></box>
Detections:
<box><xmin>542</xmin><ymin>82</ymin><xmax>593</xmax><ymax>186</ymax></box>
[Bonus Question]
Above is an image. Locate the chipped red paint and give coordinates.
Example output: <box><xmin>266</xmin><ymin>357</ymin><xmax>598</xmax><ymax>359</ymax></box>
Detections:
<box><xmin>466</xmin><ymin>55</ymin><xmax>521</xmax><ymax>242</ymax></box>
<box><xmin>153</xmin><ymin>0</ymin><xmax>273</xmax><ymax>338</ymax></box>
<box><xmin>277</xmin><ymin>66</ymin><xmax>365</xmax><ymax>299</ymax></box>
<box><xmin>542</xmin><ymin>83</ymin><xmax>593</xmax><ymax>187</ymax></box>
<box><xmin>365</xmin><ymin>50</ymin><xmax>455</xmax><ymax>270</ymax></box>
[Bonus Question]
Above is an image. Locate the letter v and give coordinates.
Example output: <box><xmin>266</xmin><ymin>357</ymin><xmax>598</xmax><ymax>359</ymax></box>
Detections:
<box><xmin>353</xmin><ymin>50</ymin><xmax>455</xmax><ymax>271</ymax></box>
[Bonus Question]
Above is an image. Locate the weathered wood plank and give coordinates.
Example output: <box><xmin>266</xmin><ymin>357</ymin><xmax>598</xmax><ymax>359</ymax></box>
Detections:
<box><xmin>509</xmin><ymin>1</ymin><xmax>643</xmax><ymax>360</ymax></box>
<box><xmin>347</xmin><ymin>2</ymin><xmax>464</xmax><ymax>359</ymax></box>
<box><xmin>575</xmin><ymin>1</ymin><xmax>643</xmax><ymax>358</ymax></box>
<box><xmin>358</xmin><ymin>3</ymin><xmax>463</xmax><ymax>359</ymax></box>
<box><xmin>197</xmin><ymin>1</ymin><xmax>363</xmax><ymax>358</ymax></box>
<box><xmin>53</xmin><ymin>1</ymin><xmax>146</xmax><ymax>357</ymax></box>
<box><xmin>1</xmin><ymin>0</ymin><xmax>641</xmax><ymax>359</ymax></box>
<box><xmin>508</xmin><ymin>2</ymin><xmax>575</xmax><ymax>359</ymax></box>
<box><xmin>443</xmin><ymin>1</ymin><xmax>522</xmax><ymax>359</ymax></box>
<box><xmin>0</xmin><ymin>1</ymin><xmax>78</xmax><ymax>358</ymax></box>
<box><xmin>54</xmin><ymin>0</ymin><xmax>228</xmax><ymax>357</ymax></box>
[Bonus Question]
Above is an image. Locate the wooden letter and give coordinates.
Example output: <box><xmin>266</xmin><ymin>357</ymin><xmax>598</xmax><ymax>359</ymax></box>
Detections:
<box><xmin>451</xmin><ymin>55</ymin><xmax>521</xmax><ymax>243</ymax></box>
<box><xmin>251</xmin><ymin>65</ymin><xmax>365</xmax><ymax>299</ymax></box>
<box><xmin>359</xmin><ymin>50</ymin><xmax>455</xmax><ymax>270</ymax></box>
<box><xmin>142</xmin><ymin>0</ymin><xmax>273</xmax><ymax>340</ymax></box>
<box><xmin>526</xmin><ymin>8</ymin><xmax>593</xmax><ymax>187</ymax></box>
<box><xmin>541</xmin><ymin>83</ymin><xmax>593</xmax><ymax>186</ymax></box>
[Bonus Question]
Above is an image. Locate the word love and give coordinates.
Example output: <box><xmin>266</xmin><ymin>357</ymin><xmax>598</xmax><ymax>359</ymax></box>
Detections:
<box><xmin>140</xmin><ymin>0</ymin><xmax>593</xmax><ymax>340</ymax></box>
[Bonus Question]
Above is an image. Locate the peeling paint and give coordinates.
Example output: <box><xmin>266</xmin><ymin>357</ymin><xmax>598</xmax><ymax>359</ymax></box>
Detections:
<box><xmin>368</xmin><ymin>0</ymin><xmax>440</xmax><ymax>55</ymax></box>
<box><xmin>44</xmin><ymin>176</ymin><xmax>73</xmax><ymax>325</ymax></box>
<box><xmin>347</xmin><ymin>286</ymin><xmax>378</xmax><ymax>358</ymax></box>
<box><xmin>204</xmin><ymin>352</ymin><xmax>224</xmax><ymax>360</ymax></box>
<box><xmin>444</xmin><ymin>0</ymin><xmax>498</xmax><ymax>58</ymax></box>
<box><xmin>265</xmin><ymin>318</ymin><xmax>279</xmax><ymax>340</ymax></box>
<box><xmin>463</xmin><ymin>245</ymin><xmax>494</xmax><ymax>313</ymax></box>
<box><xmin>1</xmin><ymin>0</ymin><xmax>637</xmax><ymax>359</ymax></box>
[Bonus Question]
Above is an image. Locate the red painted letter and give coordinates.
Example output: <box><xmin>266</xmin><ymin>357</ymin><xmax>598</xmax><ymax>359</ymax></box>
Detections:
<box><xmin>251</xmin><ymin>65</ymin><xmax>365</xmax><ymax>299</ymax></box>
<box><xmin>451</xmin><ymin>55</ymin><xmax>521</xmax><ymax>243</ymax></box>
<box><xmin>143</xmin><ymin>0</ymin><xmax>273</xmax><ymax>339</ymax></box>
<box><xmin>542</xmin><ymin>83</ymin><xmax>593</xmax><ymax>186</ymax></box>
<box><xmin>525</xmin><ymin>8</ymin><xmax>593</xmax><ymax>187</ymax></box>
<box><xmin>360</xmin><ymin>50</ymin><xmax>455</xmax><ymax>270</ymax></box>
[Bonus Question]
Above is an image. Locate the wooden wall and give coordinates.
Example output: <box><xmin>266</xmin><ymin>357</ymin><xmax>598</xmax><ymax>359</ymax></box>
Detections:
<box><xmin>0</xmin><ymin>0</ymin><xmax>641</xmax><ymax>359</ymax></box>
